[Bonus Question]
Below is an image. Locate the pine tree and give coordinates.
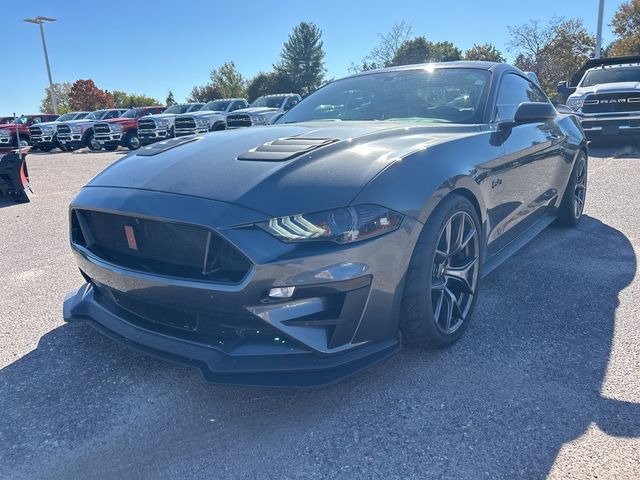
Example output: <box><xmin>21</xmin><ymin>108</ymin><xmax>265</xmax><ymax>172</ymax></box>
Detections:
<box><xmin>276</xmin><ymin>22</ymin><xmax>326</xmax><ymax>95</ymax></box>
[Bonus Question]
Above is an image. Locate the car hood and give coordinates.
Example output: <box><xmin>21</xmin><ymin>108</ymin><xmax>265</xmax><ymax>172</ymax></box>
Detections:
<box><xmin>233</xmin><ymin>107</ymin><xmax>279</xmax><ymax>116</ymax></box>
<box><xmin>146</xmin><ymin>113</ymin><xmax>178</xmax><ymax>119</ymax></box>
<box><xmin>573</xmin><ymin>81</ymin><xmax>640</xmax><ymax>96</ymax></box>
<box><xmin>185</xmin><ymin>110</ymin><xmax>225</xmax><ymax>118</ymax></box>
<box><xmin>32</xmin><ymin>120</ymin><xmax>62</xmax><ymax>127</ymax></box>
<box><xmin>87</xmin><ymin>121</ymin><xmax>477</xmax><ymax>217</ymax></box>
<box><xmin>101</xmin><ymin>118</ymin><xmax>133</xmax><ymax>125</ymax></box>
<box><xmin>65</xmin><ymin>118</ymin><xmax>99</xmax><ymax>126</ymax></box>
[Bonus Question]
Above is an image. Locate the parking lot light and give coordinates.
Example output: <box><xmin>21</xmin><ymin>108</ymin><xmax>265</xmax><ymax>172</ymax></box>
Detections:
<box><xmin>24</xmin><ymin>16</ymin><xmax>58</xmax><ymax>115</ymax></box>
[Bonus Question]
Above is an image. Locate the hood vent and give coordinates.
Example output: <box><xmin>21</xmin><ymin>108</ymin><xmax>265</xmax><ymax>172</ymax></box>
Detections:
<box><xmin>237</xmin><ymin>137</ymin><xmax>338</xmax><ymax>162</ymax></box>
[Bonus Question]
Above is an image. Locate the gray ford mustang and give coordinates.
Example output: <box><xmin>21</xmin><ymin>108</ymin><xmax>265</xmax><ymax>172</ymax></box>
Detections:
<box><xmin>64</xmin><ymin>62</ymin><xmax>588</xmax><ymax>386</ymax></box>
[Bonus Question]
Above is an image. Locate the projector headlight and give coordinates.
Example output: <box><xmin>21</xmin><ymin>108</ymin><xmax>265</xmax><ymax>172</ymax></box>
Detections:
<box><xmin>41</xmin><ymin>125</ymin><xmax>55</xmax><ymax>134</ymax></box>
<box><xmin>251</xmin><ymin>115</ymin><xmax>268</xmax><ymax>125</ymax></box>
<box><xmin>110</xmin><ymin>123</ymin><xmax>123</xmax><ymax>132</ymax></box>
<box><xmin>0</xmin><ymin>129</ymin><xmax>10</xmax><ymax>138</ymax></box>
<box><xmin>566</xmin><ymin>97</ymin><xmax>584</xmax><ymax>111</ymax></box>
<box><xmin>155</xmin><ymin>118</ymin><xmax>170</xmax><ymax>128</ymax></box>
<box><xmin>70</xmin><ymin>125</ymin><xmax>83</xmax><ymax>133</ymax></box>
<box><xmin>257</xmin><ymin>205</ymin><xmax>404</xmax><ymax>244</ymax></box>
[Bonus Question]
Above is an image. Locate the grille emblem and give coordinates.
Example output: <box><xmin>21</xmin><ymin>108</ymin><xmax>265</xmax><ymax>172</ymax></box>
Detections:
<box><xmin>124</xmin><ymin>225</ymin><xmax>138</xmax><ymax>250</ymax></box>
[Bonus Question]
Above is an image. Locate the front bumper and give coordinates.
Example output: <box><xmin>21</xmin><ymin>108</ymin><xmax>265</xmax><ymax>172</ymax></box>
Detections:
<box><xmin>580</xmin><ymin>113</ymin><xmax>640</xmax><ymax>138</ymax></box>
<box><xmin>95</xmin><ymin>132</ymin><xmax>124</xmax><ymax>147</ymax></box>
<box><xmin>139</xmin><ymin>128</ymin><xmax>170</xmax><ymax>145</ymax></box>
<box><xmin>175</xmin><ymin>127</ymin><xmax>208</xmax><ymax>137</ymax></box>
<box><xmin>63</xmin><ymin>187</ymin><xmax>416</xmax><ymax>386</ymax></box>
<box><xmin>30</xmin><ymin>135</ymin><xmax>56</xmax><ymax>148</ymax></box>
<box><xmin>57</xmin><ymin>134</ymin><xmax>85</xmax><ymax>148</ymax></box>
<box><xmin>0</xmin><ymin>136</ymin><xmax>12</xmax><ymax>145</ymax></box>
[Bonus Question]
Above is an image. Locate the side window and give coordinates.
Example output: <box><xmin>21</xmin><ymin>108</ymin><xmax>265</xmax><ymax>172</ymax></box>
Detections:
<box><xmin>495</xmin><ymin>73</ymin><xmax>550</xmax><ymax>122</ymax></box>
<box><xmin>32</xmin><ymin>117</ymin><xmax>42</xmax><ymax>124</ymax></box>
<box><xmin>232</xmin><ymin>101</ymin><xmax>244</xmax><ymax>110</ymax></box>
<box><xmin>104</xmin><ymin>111</ymin><xmax>116</xmax><ymax>119</ymax></box>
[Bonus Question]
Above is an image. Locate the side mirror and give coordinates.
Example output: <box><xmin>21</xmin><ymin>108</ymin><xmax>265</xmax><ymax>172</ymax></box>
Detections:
<box><xmin>499</xmin><ymin>102</ymin><xmax>556</xmax><ymax>130</ymax></box>
<box><xmin>557</xmin><ymin>81</ymin><xmax>576</xmax><ymax>95</ymax></box>
<box><xmin>284</xmin><ymin>100</ymin><xmax>298</xmax><ymax>111</ymax></box>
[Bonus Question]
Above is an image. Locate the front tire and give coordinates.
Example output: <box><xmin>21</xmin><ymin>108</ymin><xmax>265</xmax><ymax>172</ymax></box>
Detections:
<box><xmin>400</xmin><ymin>194</ymin><xmax>482</xmax><ymax>348</ymax></box>
<box><xmin>85</xmin><ymin>131</ymin><xmax>101</xmax><ymax>151</ymax></box>
<box><xmin>556</xmin><ymin>151</ymin><xmax>587</xmax><ymax>227</ymax></box>
<box><xmin>125</xmin><ymin>131</ymin><xmax>140</xmax><ymax>150</ymax></box>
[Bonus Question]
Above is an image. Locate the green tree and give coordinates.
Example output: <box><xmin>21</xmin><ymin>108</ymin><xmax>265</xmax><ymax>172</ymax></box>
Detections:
<box><xmin>166</xmin><ymin>90</ymin><xmax>176</xmax><ymax>106</ymax></box>
<box><xmin>464</xmin><ymin>43</ymin><xmax>505</xmax><ymax>62</ymax></box>
<box><xmin>509</xmin><ymin>17</ymin><xmax>594</xmax><ymax>97</ymax></box>
<box><xmin>608</xmin><ymin>0</ymin><xmax>640</xmax><ymax>56</ymax></box>
<box><xmin>390</xmin><ymin>37</ymin><xmax>462</xmax><ymax>66</ymax></box>
<box><xmin>209</xmin><ymin>61</ymin><xmax>247</xmax><ymax>98</ymax></box>
<box><xmin>68</xmin><ymin>79</ymin><xmax>115</xmax><ymax>111</ymax></box>
<box><xmin>350</xmin><ymin>21</ymin><xmax>413</xmax><ymax>72</ymax></box>
<box><xmin>40</xmin><ymin>82</ymin><xmax>72</xmax><ymax>114</ymax></box>
<box><xmin>247</xmin><ymin>71</ymin><xmax>297</xmax><ymax>102</ymax></box>
<box><xmin>276</xmin><ymin>22</ymin><xmax>326</xmax><ymax>95</ymax></box>
<box><xmin>112</xmin><ymin>90</ymin><xmax>160</xmax><ymax>108</ymax></box>
<box><xmin>187</xmin><ymin>84</ymin><xmax>224</xmax><ymax>102</ymax></box>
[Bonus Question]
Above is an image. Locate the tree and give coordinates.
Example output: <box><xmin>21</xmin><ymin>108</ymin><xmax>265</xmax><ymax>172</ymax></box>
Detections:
<box><xmin>187</xmin><ymin>84</ymin><xmax>224</xmax><ymax>102</ymax></box>
<box><xmin>276</xmin><ymin>22</ymin><xmax>326</xmax><ymax>95</ymax></box>
<box><xmin>40</xmin><ymin>82</ymin><xmax>72</xmax><ymax>114</ymax></box>
<box><xmin>209</xmin><ymin>61</ymin><xmax>247</xmax><ymax>98</ymax></box>
<box><xmin>111</xmin><ymin>90</ymin><xmax>160</xmax><ymax>108</ymax></box>
<box><xmin>464</xmin><ymin>43</ymin><xmax>505</xmax><ymax>62</ymax></box>
<box><xmin>247</xmin><ymin>71</ymin><xmax>297</xmax><ymax>102</ymax></box>
<box><xmin>608</xmin><ymin>0</ymin><xmax>640</xmax><ymax>56</ymax></box>
<box><xmin>509</xmin><ymin>17</ymin><xmax>594</xmax><ymax>97</ymax></box>
<box><xmin>166</xmin><ymin>90</ymin><xmax>176</xmax><ymax>106</ymax></box>
<box><xmin>68</xmin><ymin>79</ymin><xmax>115</xmax><ymax>111</ymax></box>
<box><xmin>350</xmin><ymin>21</ymin><xmax>413</xmax><ymax>72</ymax></box>
<box><xmin>389</xmin><ymin>37</ymin><xmax>462</xmax><ymax>66</ymax></box>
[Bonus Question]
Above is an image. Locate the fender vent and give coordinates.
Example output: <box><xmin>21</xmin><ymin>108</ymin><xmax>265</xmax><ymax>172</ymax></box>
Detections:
<box><xmin>237</xmin><ymin>137</ymin><xmax>338</xmax><ymax>162</ymax></box>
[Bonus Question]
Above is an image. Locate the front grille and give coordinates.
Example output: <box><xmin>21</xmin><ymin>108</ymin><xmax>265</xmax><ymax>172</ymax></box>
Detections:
<box><xmin>583</xmin><ymin>93</ymin><xmax>640</xmax><ymax>114</ymax></box>
<box><xmin>227</xmin><ymin>114</ymin><xmax>252</xmax><ymax>128</ymax></box>
<box><xmin>29</xmin><ymin>126</ymin><xmax>43</xmax><ymax>136</ymax></box>
<box><xmin>93</xmin><ymin>287</ymin><xmax>280</xmax><ymax>344</ymax></box>
<box><xmin>138</xmin><ymin>118</ymin><xmax>156</xmax><ymax>131</ymax></box>
<box><xmin>58</xmin><ymin>124</ymin><xmax>71</xmax><ymax>134</ymax></box>
<box><xmin>71</xmin><ymin>209</ymin><xmax>251</xmax><ymax>284</ymax></box>
<box><xmin>175</xmin><ymin>117</ymin><xmax>196</xmax><ymax>130</ymax></box>
<box><xmin>94</xmin><ymin>122</ymin><xmax>111</xmax><ymax>134</ymax></box>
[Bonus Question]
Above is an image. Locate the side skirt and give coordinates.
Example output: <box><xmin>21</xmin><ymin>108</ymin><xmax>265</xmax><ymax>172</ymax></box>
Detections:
<box><xmin>480</xmin><ymin>214</ymin><xmax>557</xmax><ymax>278</ymax></box>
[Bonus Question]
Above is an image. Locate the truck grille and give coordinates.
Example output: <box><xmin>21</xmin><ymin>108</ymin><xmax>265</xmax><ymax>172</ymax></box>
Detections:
<box><xmin>138</xmin><ymin>118</ymin><xmax>156</xmax><ymax>131</ymax></box>
<box><xmin>71</xmin><ymin>209</ymin><xmax>251</xmax><ymax>284</ymax></box>
<box><xmin>175</xmin><ymin>117</ymin><xmax>196</xmax><ymax>130</ymax></box>
<box><xmin>582</xmin><ymin>93</ymin><xmax>640</xmax><ymax>114</ymax></box>
<box><xmin>57</xmin><ymin>124</ymin><xmax>71</xmax><ymax>134</ymax></box>
<box><xmin>29</xmin><ymin>126</ymin><xmax>43</xmax><ymax>136</ymax></box>
<box><xmin>227</xmin><ymin>114</ymin><xmax>252</xmax><ymax>128</ymax></box>
<box><xmin>94</xmin><ymin>122</ymin><xmax>111</xmax><ymax>134</ymax></box>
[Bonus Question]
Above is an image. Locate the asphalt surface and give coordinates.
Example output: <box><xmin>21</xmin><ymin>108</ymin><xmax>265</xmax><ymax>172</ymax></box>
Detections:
<box><xmin>1</xmin><ymin>144</ymin><xmax>639</xmax><ymax>479</ymax></box>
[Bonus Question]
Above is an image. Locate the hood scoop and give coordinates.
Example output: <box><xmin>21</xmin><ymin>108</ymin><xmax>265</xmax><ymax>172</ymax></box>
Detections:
<box><xmin>237</xmin><ymin>137</ymin><xmax>338</xmax><ymax>162</ymax></box>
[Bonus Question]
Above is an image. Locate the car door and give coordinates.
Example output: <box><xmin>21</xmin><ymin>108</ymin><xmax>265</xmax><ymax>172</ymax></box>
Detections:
<box><xmin>483</xmin><ymin>73</ymin><xmax>564</xmax><ymax>257</ymax></box>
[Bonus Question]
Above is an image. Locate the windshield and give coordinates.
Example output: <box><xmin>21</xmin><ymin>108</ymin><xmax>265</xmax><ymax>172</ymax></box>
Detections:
<box><xmin>0</xmin><ymin>118</ymin><xmax>12</xmax><ymax>124</ymax></box>
<box><xmin>581</xmin><ymin>67</ymin><xmax>640</xmax><ymax>87</ymax></box>
<box><xmin>201</xmin><ymin>100</ymin><xmax>231</xmax><ymax>112</ymax></box>
<box><xmin>278</xmin><ymin>68</ymin><xmax>490</xmax><ymax>124</ymax></box>
<box><xmin>164</xmin><ymin>104</ymin><xmax>190</xmax><ymax>114</ymax></box>
<box><xmin>85</xmin><ymin>111</ymin><xmax>105</xmax><ymax>120</ymax></box>
<box><xmin>15</xmin><ymin>116</ymin><xmax>29</xmax><ymax>124</ymax></box>
<box><xmin>251</xmin><ymin>96</ymin><xmax>287</xmax><ymax>108</ymax></box>
<box><xmin>57</xmin><ymin>113</ymin><xmax>76</xmax><ymax>122</ymax></box>
<box><xmin>76</xmin><ymin>112</ymin><xmax>89</xmax><ymax>119</ymax></box>
<box><xmin>121</xmin><ymin>109</ymin><xmax>144</xmax><ymax>119</ymax></box>
<box><xmin>188</xmin><ymin>103</ymin><xmax>204</xmax><ymax>112</ymax></box>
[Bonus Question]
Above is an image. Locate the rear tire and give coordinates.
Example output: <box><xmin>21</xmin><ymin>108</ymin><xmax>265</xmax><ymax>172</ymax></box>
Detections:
<box><xmin>556</xmin><ymin>151</ymin><xmax>587</xmax><ymax>227</ymax></box>
<box><xmin>38</xmin><ymin>146</ymin><xmax>53</xmax><ymax>152</ymax></box>
<box><xmin>400</xmin><ymin>194</ymin><xmax>482</xmax><ymax>348</ymax></box>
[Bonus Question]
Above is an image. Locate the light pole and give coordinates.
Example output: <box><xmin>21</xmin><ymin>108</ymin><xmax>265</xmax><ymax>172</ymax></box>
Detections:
<box><xmin>24</xmin><ymin>16</ymin><xmax>58</xmax><ymax>115</ymax></box>
<box><xmin>595</xmin><ymin>0</ymin><xmax>605</xmax><ymax>59</ymax></box>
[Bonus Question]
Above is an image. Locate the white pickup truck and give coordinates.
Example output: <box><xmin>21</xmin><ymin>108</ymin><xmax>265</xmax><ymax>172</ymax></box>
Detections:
<box><xmin>226</xmin><ymin>94</ymin><xmax>301</xmax><ymax>128</ymax></box>
<box><xmin>173</xmin><ymin>98</ymin><xmax>248</xmax><ymax>137</ymax></box>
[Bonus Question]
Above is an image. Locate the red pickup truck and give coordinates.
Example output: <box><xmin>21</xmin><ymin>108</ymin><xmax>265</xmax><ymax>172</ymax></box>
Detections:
<box><xmin>0</xmin><ymin>114</ymin><xmax>59</xmax><ymax>147</ymax></box>
<box><xmin>93</xmin><ymin>106</ymin><xmax>165</xmax><ymax>150</ymax></box>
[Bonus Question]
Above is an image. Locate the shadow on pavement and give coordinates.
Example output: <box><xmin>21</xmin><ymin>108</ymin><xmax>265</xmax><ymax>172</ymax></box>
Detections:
<box><xmin>0</xmin><ymin>215</ymin><xmax>637</xmax><ymax>479</ymax></box>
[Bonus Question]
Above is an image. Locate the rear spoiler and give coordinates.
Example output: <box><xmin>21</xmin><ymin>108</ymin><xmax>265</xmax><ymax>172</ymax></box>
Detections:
<box><xmin>0</xmin><ymin>147</ymin><xmax>32</xmax><ymax>203</ymax></box>
<box><xmin>557</xmin><ymin>55</ymin><xmax>640</xmax><ymax>95</ymax></box>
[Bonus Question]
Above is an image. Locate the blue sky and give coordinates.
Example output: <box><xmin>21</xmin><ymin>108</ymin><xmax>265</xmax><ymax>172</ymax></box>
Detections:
<box><xmin>1</xmin><ymin>0</ymin><xmax>625</xmax><ymax>115</ymax></box>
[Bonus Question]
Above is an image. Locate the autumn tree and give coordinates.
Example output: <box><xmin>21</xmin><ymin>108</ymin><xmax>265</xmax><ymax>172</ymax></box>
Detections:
<box><xmin>509</xmin><ymin>17</ymin><xmax>594</xmax><ymax>97</ymax></box>
<box><xmin>464</xmin><ymin>43</ymin><xmax>505</xmax><ymax>62</ymax></box>
<box><xmin>40</xmin><ymin>82</ymin><xmax>72</xmax><ymax>114</ymax></box>
<box><xmin>350</xmin><ymin>21</ymin><xmax>413</xmax><ymax>72</ymax></box>
<box><xmin>608</xmin><ymin>0</ymin><xmax>640</xmax><ymax>56</ymax></box>
<box><xmin>389</xmin><ymin>37</ymin><xmax>462</xmax><ymax>66</ymax></box>
<box><xmin>276</xmin><ymin>22</ymin><xmax>326</xmax><ymax>95</ymax></box>
<box><xmin>68</xmin><ymin>79</ymin><xmax>115</xmax><ymax>111</ymax></box>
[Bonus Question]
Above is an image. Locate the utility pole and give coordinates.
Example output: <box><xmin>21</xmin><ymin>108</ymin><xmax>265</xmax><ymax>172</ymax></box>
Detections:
<box><xmin>24</xmin><ymin>16</ymin><xmax>58</xmax><ymax>114</ymax></box>
<box><xmin>595</xmin><ymin>0</ymin><xmax>605</xmax><ymax>59</ymax></box>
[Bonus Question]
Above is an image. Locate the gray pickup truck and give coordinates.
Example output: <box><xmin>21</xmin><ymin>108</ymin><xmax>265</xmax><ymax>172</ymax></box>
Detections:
<box><xmin>28</xmin><ymin>111</ymin><xmax>90</xmax><ymax>152</ymax></box>
<box><xmin>226</xmin><ymin>93</ymin><xmax>301</xmax><ymax>128</ymax></box>
<box><xmin>174</xmin><ymin>98</ymin><xmax>248</xmax><ymax>137</ymax></box>
<box><xmin>137</xmin><ymin>103</ymin><xmax>204</xmax><ymax>145</ymax></box>
<box><xmin>56</xmin><ymin>109</ymin><xmax>127</xmax><ymax>151</ymax></box>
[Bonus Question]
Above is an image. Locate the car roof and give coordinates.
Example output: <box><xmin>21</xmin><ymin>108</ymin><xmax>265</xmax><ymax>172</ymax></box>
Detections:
<box><xmin>343</xmin><ymin>61</ymin><xmax>518</xmax><ymax>80</ymax></box>
<box><xmin>585</xmin><ymin>62</ymin><xmax>640</xmax><ymax>72</ymax></box>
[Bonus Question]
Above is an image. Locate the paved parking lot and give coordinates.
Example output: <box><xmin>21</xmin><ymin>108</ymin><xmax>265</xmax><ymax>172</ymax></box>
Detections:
<box><xmin>1</xmin><ymin>144</ymin><xmax>639</xmax><ymax>479</ymax></box>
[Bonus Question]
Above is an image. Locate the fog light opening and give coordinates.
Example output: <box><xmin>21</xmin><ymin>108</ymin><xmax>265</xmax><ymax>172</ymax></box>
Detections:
<box><xmin>268</xmin><ymin>286</ymin><xmax>296</xmax><ymax>299</ymax></box>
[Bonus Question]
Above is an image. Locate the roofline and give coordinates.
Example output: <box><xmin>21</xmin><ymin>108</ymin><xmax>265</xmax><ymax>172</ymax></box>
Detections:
<box><xmin>341</xmin><ymin>61</ymin><xmax>519</xmax><ymax>80</ymax></box>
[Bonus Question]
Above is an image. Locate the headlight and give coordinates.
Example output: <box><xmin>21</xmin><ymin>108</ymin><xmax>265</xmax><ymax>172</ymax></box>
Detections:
<box><xmin>566</xmin><ymin>97</ymin><xmax>584</xmax><ymax>111</ymax></box>
<box><xmin>251</xmin><ymin>115</ymin><xmax>268</xmax><ymax>125</ymax></box>
<box><xmin>0</xmin><ymin>129</ymin><xmax>10</xmax><ymax>137</ymax></box>
<box><xmin>41</xmin><ymin>126</ymin><xmax>55</xmax><ymax>134</ymax></box>
<box><xmin>257</xmin><ymin>205</ymin><xmax>404</xmax><ymax>244</ymax></box>
<box><xmin>110</xmin><ymin>123</ymin><xmax>123</xmax><ymax>132</ymax></box>
<box><xmin>70</xmin><ymin>125</ymin><xmax>83</xmax><ymax>133</ymax></box>
<box><xmin>155</xmin><ymin>119</ymin><xmax>170</xmax><ymax>128</ymax></box>
<box><xmin>195</xmin><ymin>118</ymin><xmax>208</xmax><ymax>127</ymax></box>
